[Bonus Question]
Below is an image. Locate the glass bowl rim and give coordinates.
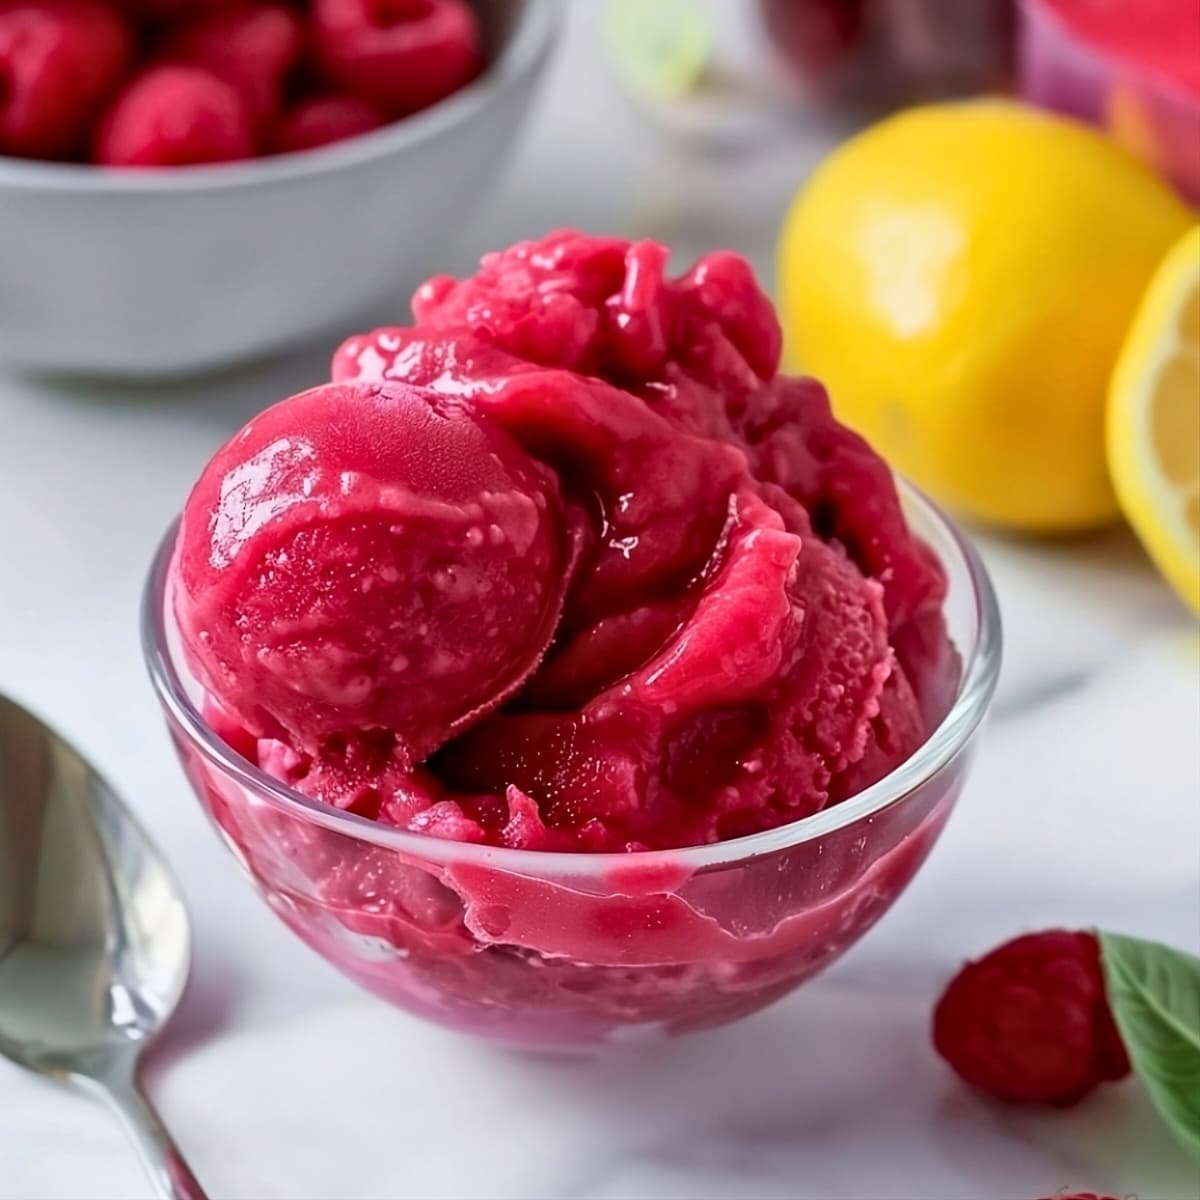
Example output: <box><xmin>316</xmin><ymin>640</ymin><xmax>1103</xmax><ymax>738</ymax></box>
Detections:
<box><xmin>141</xmin><ymin>480</ymin><xmax>1002</xmax><ymax>874</ymax></box>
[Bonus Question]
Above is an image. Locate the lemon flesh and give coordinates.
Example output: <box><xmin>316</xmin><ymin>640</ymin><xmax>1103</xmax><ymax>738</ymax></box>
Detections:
<box><xmin>1108</xmin><ymin>226</ymin><xmax>1200</xmax><ymax>613</ymax></box>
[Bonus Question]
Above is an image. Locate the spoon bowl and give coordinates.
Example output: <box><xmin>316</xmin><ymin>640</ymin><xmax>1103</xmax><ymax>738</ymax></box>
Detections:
<box><xmin>0</xmin><ymin>693</ymin><xmax>205</xmax><ymax>1199</ymax></box>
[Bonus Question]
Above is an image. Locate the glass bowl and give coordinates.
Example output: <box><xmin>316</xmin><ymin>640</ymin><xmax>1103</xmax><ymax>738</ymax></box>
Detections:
<box><xmin>760</xmin><ymin>0</ymin><xmax>1016</xmax><ymax>108</ymax></box>
<box><xmin>142</xmin><ymin>483</ymin><xmax>1001</xmax><ymax>1049</ymax></box>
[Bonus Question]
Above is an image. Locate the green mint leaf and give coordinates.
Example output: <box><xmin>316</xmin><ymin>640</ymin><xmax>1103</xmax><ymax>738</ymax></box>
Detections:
<box><xmin>1099</xmin><ymin>930</ymin><xmax>1200</xmax><ymax>1160</ymax></box>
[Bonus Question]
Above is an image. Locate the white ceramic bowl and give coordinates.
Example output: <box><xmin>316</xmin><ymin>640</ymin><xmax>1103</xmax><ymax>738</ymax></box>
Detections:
<box><xmin>0</xmin><ymin>0</ymin><xmax>558</xmax><ymax>377</ymax></box>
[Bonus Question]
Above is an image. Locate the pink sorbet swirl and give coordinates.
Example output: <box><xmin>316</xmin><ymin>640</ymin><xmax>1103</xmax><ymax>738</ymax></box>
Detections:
<box><xmin>176</xmin><ymin>230</ymin><xmax>956</xmax><ymax>854</ymax></box>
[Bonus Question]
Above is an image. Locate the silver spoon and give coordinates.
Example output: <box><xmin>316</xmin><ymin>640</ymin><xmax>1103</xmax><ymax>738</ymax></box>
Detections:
<box><xmin>0</xmin><ymin>693</ymin><xmax>206</xmax><ymax>1200</ymax></box>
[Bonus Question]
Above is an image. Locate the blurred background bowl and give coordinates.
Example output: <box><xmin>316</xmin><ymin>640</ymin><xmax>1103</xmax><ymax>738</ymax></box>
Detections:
<box><xmin>0</xmin><ymin>0</ymin><xmax>559</xmax><ymax>379</ymax></box>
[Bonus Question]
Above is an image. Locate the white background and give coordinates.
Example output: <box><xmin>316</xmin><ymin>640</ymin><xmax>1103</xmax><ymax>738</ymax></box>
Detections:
<box><xmin>2</xmin><ymin>5</ymin><xmax>1198</xmax><ymax>1199</ymax></box>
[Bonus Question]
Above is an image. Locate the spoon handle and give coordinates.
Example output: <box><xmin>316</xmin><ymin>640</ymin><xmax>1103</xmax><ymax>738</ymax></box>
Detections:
<box><xmin>93</xmin><ymin>1062</ymin><xmax>209</xmax><ymax>1200</ymax></box>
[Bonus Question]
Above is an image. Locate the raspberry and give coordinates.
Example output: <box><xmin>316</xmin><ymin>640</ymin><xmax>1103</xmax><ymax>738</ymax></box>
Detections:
<box><xmin>113</xmin><ymin>0</ymin><xmax>240</xmax><ymax>22</ymax></box>
<box><xmin>94</xmin><ymin>65</ymin><xmax>256</xmax><ymax>168</ymax></box>
<box><xmin>311</xmin><ymin>0</ymin><xmax>482</xmax><ymax>117</ymax></box>
<box><xmin>761</xmin><ymin>0</ymin><xmax>864</xmax><ymax>83</ymax></box>
<box><xmin>163</xmin><ymin>5</ymin><xmax>305</xmax><ymax>135</ymax></box>
<box><xmin>1034</xmin><ymin>1193</ymin><xmax>1122</xmax><ymax>1200</ymax></box>
<box><xmin>933</xmin><ymin>930</ymin><xmax>1131</xmax><ymax>1106</ymax></box>
<box><xmin>0</xmin><ymin>0</ymin><xmax>132</xmax><ymax>160</ymax></box>
<box><xmin>274</xmin><ymin>94</ymin><xmax>383</xmax><ymax>154</ymax></box>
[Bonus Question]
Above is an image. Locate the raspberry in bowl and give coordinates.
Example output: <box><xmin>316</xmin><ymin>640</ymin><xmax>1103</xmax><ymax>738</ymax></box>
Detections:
<box><xmin>0</xmin><ymin>0</ymin><xmax>557</xmax><ymax>374</ymax></box>
<box><xmin>143</xmin><ymin>232</ymin><xmax>1001</xmax><ymax>1048</ymax></box>
<box><xmin>1</xmin><ymin>0</ymin><xmax>483</xmax><ymax>167</ymax></box>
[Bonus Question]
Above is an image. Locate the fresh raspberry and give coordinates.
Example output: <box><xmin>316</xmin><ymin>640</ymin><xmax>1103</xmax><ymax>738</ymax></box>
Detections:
<box><xmin>162</xmin><ymin>4</ymin><xmax>305</xmax><ymax>136</ymax></box>
<box><xmin>933</xmin><ymin>930</ymin><xmax>1131</xmax><ymax>1106</ymax></box>
<box><xmin>311</xmin><ymin>0</ymin><xmax>483</xmax><ymax>117</ymax></box>
<box><xmin>112</xmin><ymin>0</ymin><xmax>240</xmax><ymax>23</ymax></box>
<box><xmin>1034</xmin><ymin>1192</ymin><xmax>1123</xmax><ymax>1199</ymax></box>
<box><xmin>0</xmin><ymin>0</ymin><xmax>132</xmax><ymax>160</ymax></box>
<box><xmin>761</xmin><ymin>0</ymin><xmax>864</xmax><ymax>84</ymax></box>
<box><xmin>94</xmin><ymin>65</ymin><xmax>256</xmax><ymax>168</ymax></box>
<box><xmin>274</xmin><ymin>94</ymin><xmax>383</xmax><ymax>154</ymax></box>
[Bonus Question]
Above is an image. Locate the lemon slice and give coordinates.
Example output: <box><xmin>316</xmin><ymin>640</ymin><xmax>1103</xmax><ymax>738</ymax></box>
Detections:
<box><xmin>1108</xmin><ymin>226</ymin><xmax>1200</xmax><ymax>614</ymax></box>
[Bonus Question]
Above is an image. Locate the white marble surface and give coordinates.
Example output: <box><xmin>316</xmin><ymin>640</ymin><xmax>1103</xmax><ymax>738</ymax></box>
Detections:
<box><xmin>1</xmin><ymin>6</ymin><xmax>1198</xmax><ymax>1199</ymax></box>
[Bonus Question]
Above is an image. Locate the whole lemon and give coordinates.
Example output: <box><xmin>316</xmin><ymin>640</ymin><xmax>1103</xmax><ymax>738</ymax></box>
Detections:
<box><xmin>778</xmin><ymin>100</ymin><xmax>1193</xmax><ymax>531</ymax></box>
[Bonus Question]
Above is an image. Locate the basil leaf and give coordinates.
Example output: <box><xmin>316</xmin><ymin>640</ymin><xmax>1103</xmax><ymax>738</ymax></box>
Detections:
<box><xmin>1099</xmin><ymin>930</ymin><xmax>1200</xmax><ymax>1160</ymax></box>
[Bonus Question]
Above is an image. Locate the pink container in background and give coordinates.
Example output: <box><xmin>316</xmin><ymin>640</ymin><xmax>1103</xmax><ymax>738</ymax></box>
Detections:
<box><xmin>1020</xmin><ymin>0</ymin><xmax>1200</xmax><ymax>203</ymax></box>
<box><xmin>760</xmin><ymin>0</ymin><xmax>1016</xmax><ymax>107</ymax></box>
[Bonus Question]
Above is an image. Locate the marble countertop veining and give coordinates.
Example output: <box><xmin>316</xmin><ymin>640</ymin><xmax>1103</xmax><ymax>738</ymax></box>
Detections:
<box><xmin>1</xmin><ymin>5</ymin><xmax>1197</xmax><ymax>1199</ymax></box>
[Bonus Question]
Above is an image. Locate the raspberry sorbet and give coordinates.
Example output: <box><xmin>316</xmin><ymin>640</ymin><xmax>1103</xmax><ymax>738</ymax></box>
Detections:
<box><xmin>167</xmin><ymin>232</ymin><xmax>965</xmax><ymax>1041</ymax></box>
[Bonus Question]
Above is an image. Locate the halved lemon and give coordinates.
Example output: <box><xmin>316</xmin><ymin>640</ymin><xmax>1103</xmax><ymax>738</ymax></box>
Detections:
<box><xmin>1108</xmin><ymin>226</ymin><xmax>1200</xmax><ymax>614</ymax></box>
